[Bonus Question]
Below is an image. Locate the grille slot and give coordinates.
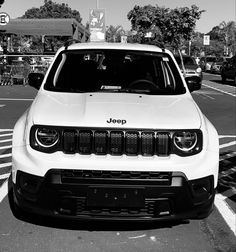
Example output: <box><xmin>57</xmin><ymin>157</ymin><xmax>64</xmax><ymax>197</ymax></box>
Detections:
<box><xmin>61</xmin><ymin>170</ymin><xmax>172</xmax><ymax>185</ymax></box>
<box><xmin>62</xmin><ymin>129</ymin><xmax>170</xmax><ymax>156</ymax></box>
<box><xmin>56</xmin><ymin>198</ymin><xmax>171</xmax><ymax>218</ymax></box>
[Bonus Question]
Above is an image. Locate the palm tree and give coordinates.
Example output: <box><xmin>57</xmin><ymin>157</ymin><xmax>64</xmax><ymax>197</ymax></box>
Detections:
<box><xmin>105</xmin><ymin>25</ymin><xmax>125</xmax><ymax>42</ymax></box>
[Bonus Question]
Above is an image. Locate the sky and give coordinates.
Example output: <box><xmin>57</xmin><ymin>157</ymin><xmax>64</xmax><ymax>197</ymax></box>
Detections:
<box><xmin>1</xmin><ymin>0</ymin><xmax>236</xmax><ymax>34</ymax></box>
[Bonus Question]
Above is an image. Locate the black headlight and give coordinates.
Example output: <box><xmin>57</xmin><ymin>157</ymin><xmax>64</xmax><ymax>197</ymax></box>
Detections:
<box><xmin>35</xmin><ymin>128</ymin><xmax>59</xmax><ymax>147</ymax></box>
<box><xmin>172</xmin><ymin>130</ymin><xmax>202</xmax><ymax>156</ymax></box>
<box><xmin>30</xmin><ymin>126</ymin><xmax>61</xmax><ymax>153</ymax></box>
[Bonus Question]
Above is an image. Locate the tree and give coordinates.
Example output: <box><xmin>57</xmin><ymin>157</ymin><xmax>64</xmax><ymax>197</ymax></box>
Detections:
<box><xmin>21</xmin><ymin>0</ymin><xmax>82</xmax><ymax>23</ymax></box>
<box><xmin>127</xmin><ymin>4</ymin><xmax>204</xmax><ymax>50</ymax></box>
<box><xmin>219</xmin><ymin>21</ymin><xmax>236</xmax><ymax>56</ymax></box>
<box><xmin>127</xmin><ymin>4</ymin><xmax>204</xmax><ymax>75</ymax></box>
<box><xmin>17</xmin><ymin>0</ymin><xmax>83</xmax><ymax>53</ymax></box>
<box><xmin>106</xmin><ymin>25</ymin><xmax>125</xmax><ymax>42</ymax></box>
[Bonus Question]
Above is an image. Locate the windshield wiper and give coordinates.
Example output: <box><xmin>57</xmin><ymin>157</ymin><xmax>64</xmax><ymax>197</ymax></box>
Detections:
<box><xmin>118</xmin><ymin>88</ymin><xmax>152</xmax><ymax>94</ymax></box>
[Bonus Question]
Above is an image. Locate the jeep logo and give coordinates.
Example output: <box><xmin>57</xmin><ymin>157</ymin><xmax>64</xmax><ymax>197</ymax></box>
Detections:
<box><xmin>106</xmin><ymin>118</ymin><xmax>127</xmax><ymax>125</ymax></box>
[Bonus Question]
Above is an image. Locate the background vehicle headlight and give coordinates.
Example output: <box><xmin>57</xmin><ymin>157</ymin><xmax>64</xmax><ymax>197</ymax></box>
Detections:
<box><xmin>172</xmin><ymin>130</ymin><xmax>202</xmax><ymax>156</ymax></box>
<box><xmin>196</xmin><ymin>67</ymin><xmax>202</xmax><ymax>73</ymax></box>
<box><xmin>35</xmin><ymin>128</ymin><xmax>59</xmax><ymax>147</ymax></box>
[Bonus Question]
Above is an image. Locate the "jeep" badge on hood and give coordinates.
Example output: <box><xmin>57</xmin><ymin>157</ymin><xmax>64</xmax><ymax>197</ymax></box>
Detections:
<box><xmin>107</xmin><ymin>118</ymin><xmax>127</xmax><ymax>125</ymax></box>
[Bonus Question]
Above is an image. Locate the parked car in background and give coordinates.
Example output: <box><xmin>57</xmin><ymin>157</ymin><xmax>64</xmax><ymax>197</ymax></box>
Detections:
<box><xmin>221</xmin><ymin>55</ymin><xmax>236</xmax><ymax>85</ymax></box>
<box><xmin>199</xmin><ymin>56</ymin><xmax>217</xmax><ymax>72</ymax></box>
<box><xmin>175</xmin><ymin>54</ymin><xmax>202</xmax><ymax>90</ymax></box>
<box><xmin>210</xmin><ymin>57</ymin><xmax>230</xmax><ymax>74</ymax></box>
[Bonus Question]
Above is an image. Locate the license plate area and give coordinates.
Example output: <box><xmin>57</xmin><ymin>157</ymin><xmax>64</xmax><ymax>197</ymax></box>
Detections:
<box><xmin>87</xmin><ymin>187</ymin><xmax>145</xmax><ymax>208</ymax></box>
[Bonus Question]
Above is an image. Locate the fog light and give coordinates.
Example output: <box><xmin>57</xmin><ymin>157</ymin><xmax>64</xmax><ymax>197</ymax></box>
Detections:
<box><xmin>19</xmin><ymin>175</ymin><xmax>39</xmax><ymax>194</ymax></box>
<box><xmin>190</xmin><ymin>176</ymin><xmax>213</xmax><ymax>204</ymax></box>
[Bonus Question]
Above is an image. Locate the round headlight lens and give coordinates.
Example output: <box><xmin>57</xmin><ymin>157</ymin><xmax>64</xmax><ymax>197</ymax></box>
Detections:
<box><xmin>35</xmin><ymin>128</ymin><xmax>59</xmax><ymax>148</ymax></box>
<box><xmin>196</xmin><ymin>67</ymin><xmax>202</xmax><ymax>73</ymax></box>
<box><xmin>173</xmin><ymin>131</ymin><xmax>198</xmax><ymax>152</ymax></box>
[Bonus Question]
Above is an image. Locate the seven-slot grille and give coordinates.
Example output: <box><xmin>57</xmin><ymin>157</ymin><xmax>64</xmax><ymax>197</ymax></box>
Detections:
<box><xmin>63</xmin><ymin>129</ymin><xmax>170</xmax><ymax>156</ymax></box>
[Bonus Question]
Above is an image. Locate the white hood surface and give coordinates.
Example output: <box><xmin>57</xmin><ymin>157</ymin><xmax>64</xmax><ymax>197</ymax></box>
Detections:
<box><xmin>30</xmin><ymin>92</ymin><xmax>201</xmax><ymax>129</ymax></box>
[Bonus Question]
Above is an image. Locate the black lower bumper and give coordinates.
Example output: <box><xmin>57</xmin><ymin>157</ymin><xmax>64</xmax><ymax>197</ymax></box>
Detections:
<box><xmin>13</xmin><ymin>170</ymin><xmax>215</xmax><ymax>221</ymax></box>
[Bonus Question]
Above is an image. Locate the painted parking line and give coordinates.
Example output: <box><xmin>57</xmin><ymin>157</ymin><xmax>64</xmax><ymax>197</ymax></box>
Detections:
<box><xmin>215</xmin><ymin>191</ymin><xmax>236</xmax><ymax>235</ymax></box>
<box><xmin>0</xmin><ymin>179</ymin><xmax>8</xmax><ymax>203</ymax></box>
<box><xmin>202</xmin><ymin>83</ymin><xmax>236</xmax><ymax>97</ymax></box>
<box><xmin>220</xmin><ymin>141</ymin><xmax>236</xmax><ymax>149</ymax></box>
<box><xmin>0</xmin><ymin>145</ymin><xmax>12</xmax><ymax>150</ymax></box>
<box><xmin>0</xmin><ymin>133</ymin><xmax>13</xmax><ymax>137</ymax></box>
<box><xmin>0</xmin><ymin>162</ymin><xmax>12</xmax><ymax>169</ymax></box>
<box><xmin>0</xmin><ymin>153</ymin><xmax>12</xmax><ymax>159</ymax></box>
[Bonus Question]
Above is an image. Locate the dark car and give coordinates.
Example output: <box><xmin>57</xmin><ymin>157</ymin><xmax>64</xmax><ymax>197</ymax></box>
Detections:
<box><xmin>221</xmin><ymin>55</ymin><xmax>236</xmax><ymax>85</ymax></box>
<box><xmin>175</xmin><ymin>55</ymin><xmax>202</xmax><ymax>90</ymax></box>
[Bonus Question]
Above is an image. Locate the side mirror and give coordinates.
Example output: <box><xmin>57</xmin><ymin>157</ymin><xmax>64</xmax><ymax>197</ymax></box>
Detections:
<box><xmin>185</xmin><ymin>77</ymin><xmax>200</xmax><ymax>92</ymax></box>
<box><xmin>28</xmin><ymin>72</ymin><xmax>44</xmax><ymax>90</ymax></box>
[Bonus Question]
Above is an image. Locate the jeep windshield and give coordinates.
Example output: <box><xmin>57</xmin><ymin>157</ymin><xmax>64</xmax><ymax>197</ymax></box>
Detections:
<box><xmin>44</xmin><ymin>49</ymin><xmax>185</xmax><ymax>95</ymax></box>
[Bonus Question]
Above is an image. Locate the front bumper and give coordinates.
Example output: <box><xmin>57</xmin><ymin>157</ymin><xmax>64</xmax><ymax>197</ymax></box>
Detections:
<box><xmin>13</xmin><ymin>170</ymin><xmax>215</xmax><ymax>221</ymax></box>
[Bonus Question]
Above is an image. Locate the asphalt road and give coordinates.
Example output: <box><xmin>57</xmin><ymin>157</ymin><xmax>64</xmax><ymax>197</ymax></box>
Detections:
<box><xmin>0</xmin><ymin>73</ymin><xmax>235</xmax><ymax>252</ymax></box>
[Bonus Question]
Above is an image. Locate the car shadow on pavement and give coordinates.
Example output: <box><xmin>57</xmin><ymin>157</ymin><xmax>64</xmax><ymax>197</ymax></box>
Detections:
<box><xmin>7</xmin><ymin>178</ymin><xmax>188</xmax><ymax>231</ymax></box>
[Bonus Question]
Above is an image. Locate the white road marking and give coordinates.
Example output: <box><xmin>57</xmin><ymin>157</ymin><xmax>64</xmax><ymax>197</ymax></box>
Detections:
<box><xmin>215</xmin><ymin>192</ymin><xmax>236</xmax><ymax>235</ymax></box>
<box><xmin>128</xmin><ymin>234</ymin><xmax>146</xmax><ymax>239</ymax></box>
<box><xmin>202</xmin><ymin>83</ymin><xmax>236</xmax><ymax>97</ymax></box>
<box><xmin>0</xmin><ymin>145</ymin><xmax>12</xmax><ymax>150</ymax></box>
<box><xmin>0</xmin><ymin>139</ymin><xmax>12</xmax><ymax>143</ymax></box>
<box><xmin>0</xmin><ymin>133</ymin><xmax>13</xmax><ymax>137</ymax></box>
<box><xmin>219</xmin><ymin>141</ymin><xmax>236</xmax><ymax>149</ymax></box>
<box><xmin>219</xmin><ymin>135</ymin><xmax>236</xmax><ymax>139</ymax></box>
<box><xmin>220</xmin><ymin>152</ymin><xmax>236</xmax><ymax>161</ymax></box>
<box><xmin>0</xmin><ymin>129</ymin><xmax>13</xmax><ymax>132</ymax></box>
<box><xmin>201</xmin><ymin>93</ymin><xmax>215</xmax><ymax>100</ymax></box>
<box><xmin>0</xmin><ymin>162</ymin><xmax>12</xmax><ymax>169</ymax></box>
<box><xmin>0</xmin><ymin>104</ymin><xmax>5</xmax><ymax>108</ymax></box>
<box><xmin>0</xmin><ymin>153</ymin><xmax>12</xmax><ymax>159</ymax></box>
<box><xmin>0</xmin><ymin>98</ymin><xmax>33</xmax><ymax>101</ymax></box>
<box><xmin>0</xmin><ymin>179</ymin><xmax>8</xmax><ymax>203</ymax></box>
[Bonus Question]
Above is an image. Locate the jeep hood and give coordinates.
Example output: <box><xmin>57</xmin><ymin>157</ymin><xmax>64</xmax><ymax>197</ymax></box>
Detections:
<box><xmin>30</xmin><ymin>92</ymin><xmax>201</xmax><ymax>129</ymax></box>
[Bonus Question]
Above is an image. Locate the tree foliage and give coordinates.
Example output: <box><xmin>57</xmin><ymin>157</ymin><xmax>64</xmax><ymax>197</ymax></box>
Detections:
<box><xmin>17</xmin><ymin>0</ymin><xmax>83</xmax><ymax>53</ymax></box>
<box><xmin>105</xmin><ymin>25</ymin><xmax>125</xmax><ymax>42</ymax></box>
<box><xmin>127</xmin><ymin>4</ymin><xmax>204</xmax><ymax>49</ymax></box>
<box><xmin>21</xmin><ymin>0</ymin><xmax>82</xmax><ymax>23</ymax></box>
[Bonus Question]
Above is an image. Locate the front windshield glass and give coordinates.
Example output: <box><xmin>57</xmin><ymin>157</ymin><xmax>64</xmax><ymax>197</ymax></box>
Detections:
<box><xmin>44</xmin><ymin>49</ymin><xmax>185</xmax><ymax>95</ymax></box>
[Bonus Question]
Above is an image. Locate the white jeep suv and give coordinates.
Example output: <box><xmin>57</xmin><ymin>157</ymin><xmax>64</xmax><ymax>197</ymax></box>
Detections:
<box><xmin>12</xmin><ymin>42</ymin><xmax>219</xmax><ymax>221</ymax></box>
